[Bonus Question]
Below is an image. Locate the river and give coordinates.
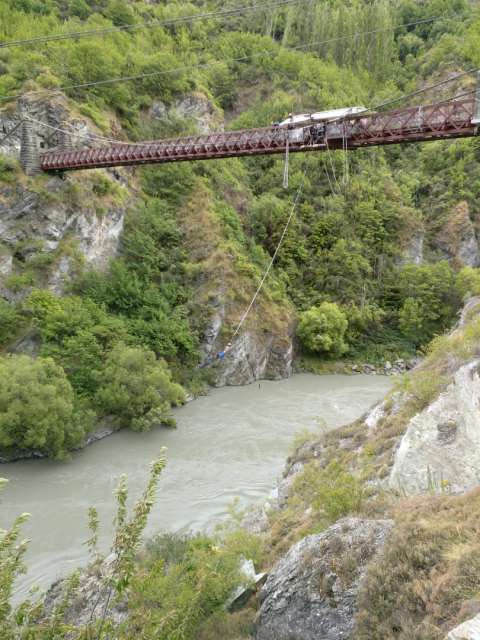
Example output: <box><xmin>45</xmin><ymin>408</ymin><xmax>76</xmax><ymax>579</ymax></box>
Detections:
<box><xmin>1</xmin><ymin>373</ymin><xmax>391</xmax><ymax>600</ymax></box>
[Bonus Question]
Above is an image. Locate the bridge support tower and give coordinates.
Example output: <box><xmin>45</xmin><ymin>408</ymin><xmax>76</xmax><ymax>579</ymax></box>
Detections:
<box><xmin>20</xmin><ymin>119</ymin><xmax>40</xmax><ymax>176</ymax></box>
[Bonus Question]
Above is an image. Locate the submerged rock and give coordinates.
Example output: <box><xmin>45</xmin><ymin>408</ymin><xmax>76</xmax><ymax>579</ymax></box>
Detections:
<box><xmin>255</xmin><ymin>517</ymin><xmax>392</xmax><ymax>640</ymax></box>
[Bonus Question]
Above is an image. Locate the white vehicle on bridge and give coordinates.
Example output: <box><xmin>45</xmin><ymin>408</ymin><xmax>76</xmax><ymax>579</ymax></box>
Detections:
<box><xmin>277</xmin><ymin>106</ymin><xmax>367</xmax><ymax>127</ymax></box>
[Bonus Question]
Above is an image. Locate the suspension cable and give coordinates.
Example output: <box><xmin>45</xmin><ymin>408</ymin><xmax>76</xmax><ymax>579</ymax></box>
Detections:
<box><xmin>0</xmin><ymin>0</ymin><xmax>305</xmax><ymax>49</ymax></box>
<box><xmin>229</xmin><ymin>166</ymin><xmax>307</xmax><ymax>342</ymax></box>
<box><xmin>0</xmin><ymin>15</ymin><xmax>452</xmax><ymax>104</ymax></box>
<box><xmin>0</xmin><ymin>119</ymin><xmax>24</xmax><ymax>146</ymax></box>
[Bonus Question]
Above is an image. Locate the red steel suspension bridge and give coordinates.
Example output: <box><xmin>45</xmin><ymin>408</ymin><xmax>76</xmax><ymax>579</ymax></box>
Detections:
<box><xmin>39</xmin><ymin>94</ymin><xmax>480</xmax><ymax>173</ymax></box>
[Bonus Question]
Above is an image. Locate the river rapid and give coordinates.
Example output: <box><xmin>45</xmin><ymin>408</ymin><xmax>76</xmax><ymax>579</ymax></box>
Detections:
<box><xmin>1</xmin><ymin>373</ymin><xmax>391</xmax><ymax>599</ymax></box>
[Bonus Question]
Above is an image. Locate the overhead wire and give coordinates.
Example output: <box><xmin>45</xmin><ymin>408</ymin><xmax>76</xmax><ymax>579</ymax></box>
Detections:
<box><xmin>329</xmin><ymin>66</ymin><xmax>479</xmax><ymax>127</ymax></box>
<box><xmin>0</xmin><ymin>14</ymin><xmax>451</xmax><ymax>104</ymax></box>
<box><xmin>229</xmin><ymin>165</ymin><xmax>308</xmax><ymax>343</ymax></box>
<box><xmin>0</xmin><ymin>0</ymin><xmax>305</xmax><ymax>49</ymax></box>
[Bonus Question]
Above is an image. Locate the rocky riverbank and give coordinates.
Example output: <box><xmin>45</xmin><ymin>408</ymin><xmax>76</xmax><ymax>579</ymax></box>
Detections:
<box><xmin>247</xmin><ymin>297</ymin><xmax>480</xmax><ymax>639</ymax></box>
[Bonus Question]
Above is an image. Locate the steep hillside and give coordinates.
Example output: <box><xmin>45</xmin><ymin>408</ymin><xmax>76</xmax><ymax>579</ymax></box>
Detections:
<box><xmin>4</xmin><ymin>2</ymin><xmax>480</xmax><ymax>637</ymax></box>
<box><xmin>1</xmin><ymin>0</ymin><xmax>480</xmax><ymax>452</ymax></box>
<box><xmin>255</xmin><ymin>296</ymin><xmax>480</xmax><ymax>639</ymax></box>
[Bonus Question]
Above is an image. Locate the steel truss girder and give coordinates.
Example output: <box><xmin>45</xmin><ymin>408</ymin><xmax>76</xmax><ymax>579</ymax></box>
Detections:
<box><xmin>40</xmin><ymin>97</ymin><xmax>476</xmax><ymax>172</ymax></box>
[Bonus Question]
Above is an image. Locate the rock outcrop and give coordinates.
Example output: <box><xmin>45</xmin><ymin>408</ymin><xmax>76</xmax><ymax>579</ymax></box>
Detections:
<box><xmin>41</xmin><ymin>554</ymin><xmax>127</xmax><ymax>629</ymax></box>
<box><xmin>389</xmin><ymin>359</ymin><xmax>480</xmax><ymax>494</ymax></box>
<box><xmin>149</xmin><ymin>92</ymin><xmax>223</xmax><ymax>134</ymax></box>
<box><xmin>255</xmin><ymin>517</ymin><xmax>393</xmax><ymax>640</ymax></box>
<box><xmin>399</xmin><ymin>230</ymin><xmax>424</xmax><ymax>265</ymax></box>
<box><xmin>0</xmin><ymin>176</ymin><xmax>127</xmax><ymax>296</ymax></box>
<box><xmin>0</xmin><ymin>96</ymin><xmax>132</xmax><ymax>296</ymax></box>
<box><xmin>215</xmin><ymin>329</ymin><xmax>293</xmax><ymax>386</ymax></box>
<box><xmin>446</xmin><ymin>614</ymin><xmax>480</xmax><ymax>640</ymax></box>
<box><xmin>439</xmin><ymin>201</ymin><xmax>480</xmax><ymax>267</ymax></box>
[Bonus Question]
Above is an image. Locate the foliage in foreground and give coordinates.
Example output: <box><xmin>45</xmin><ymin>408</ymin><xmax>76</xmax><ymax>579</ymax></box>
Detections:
<box><xmin>124</xmin><ymin>528</ymin><xmax>262</xmax><ymax>640</ymax></box>
<box><xmin>0</xmin><ymin>450</ymin><xmax>264</xmax><ymax>639</ymax></box>
<box><xmin>0</xmin><ymin>452</ymin><xmax>169</xmax><ymax>638</ymax></box>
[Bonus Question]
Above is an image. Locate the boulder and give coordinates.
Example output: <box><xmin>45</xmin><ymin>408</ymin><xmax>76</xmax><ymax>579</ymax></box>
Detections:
<box><xmin>389</xmin><ymin>359</ymin><xmax>480</xmax><ymax>494</ymax></box>
<box><xmin>41</xmin><ymin>554</ymin><xmax>127</xmax><ymax>629</ymax></box>
<box><xmin>255</xmin><ymin>517</ymin><xmax>393</xmax><ymax>640</ymax></box>
<box><xmin>446</xmin><ymin>614</ymin><xmax>480</xmax><ymax>639</ymax></box>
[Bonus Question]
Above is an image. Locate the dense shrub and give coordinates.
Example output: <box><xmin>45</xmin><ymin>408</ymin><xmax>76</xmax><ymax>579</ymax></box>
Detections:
<box><xmin>297</xmin><ymin>302</ymin><xmax>348</xmax><ymax>357</ymax></box>
<box><xmin>0</xmin><ymin>299</ymin><xmax>21</xmax><ymax>346</ymax></box>
<box><xmin>293</xmin><ymin>460</ymin><xmax>363</xmax><ymax>522</ymax></box>
<box><xmin>456</xmin><ymin>266</ymin><xmax>480</xmax><ymax>299</ymax></box>
<box><xmin>95</xmin><ymin>343</ymin><xmax>186</xmax><ymax>429</ymax></box>
<box><xmin>0</xmin><ymin>355</ymin><xmax>90</xmax><ymax>457</ymax></box>
<box><xmin>395</xmin><ymin>262</ymin><xmax>458</xmax><ymax>346</ymax></box>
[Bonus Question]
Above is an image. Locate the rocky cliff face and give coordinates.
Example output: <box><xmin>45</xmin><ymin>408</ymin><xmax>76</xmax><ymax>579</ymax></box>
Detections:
<box><xmin>178</xmin><ymin>177</ymin><xmax>295</xmax><ymax>386</ymax></box>
<box><xmin>438</xmin><ymin>201</ymin><xmax>480</xmax><ymax>267</ymax></box>
<box><xmin>389</xmin><ymin>359</ymin><xmax>480</xmax><ymax>494</ymax></box>
<box><xmin>149</xmin><ymin>92</ymin><xmax>224</xmax><ymax>134</ymax></box>
<box><xmin>214</xmin><ymin>329</ymin><xmax>293</xmax><ymax>386</ymax></box>
<box><xmin>0</xmin><ymin>175</ymin><xmax>126</xmax><ymax>297</ymax></box>
<box><xmin>255</xmin><ymin>518</ymin><xmax>392</xmax><ymax>640</ymax></box>
<box><xmin>0</xmin><ymin>96</ymin><xmax>131</xmax><ymax>297</ymax></box>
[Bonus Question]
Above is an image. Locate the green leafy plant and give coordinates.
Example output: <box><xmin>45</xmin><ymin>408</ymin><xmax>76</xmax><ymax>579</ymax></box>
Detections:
<box><xmin>0</xmin><ymin>355</ymin><xmax>92</xmax><ymax>458</ymax></box>
<box><xmin>297</xmin><ymin>302</ymin><xmax>348</xmax><ymax>357</ymax></box>
<box><xmin>95</xmin><ymin>343</ymin><xmax>186</xmax><ymax>429</ymax></box>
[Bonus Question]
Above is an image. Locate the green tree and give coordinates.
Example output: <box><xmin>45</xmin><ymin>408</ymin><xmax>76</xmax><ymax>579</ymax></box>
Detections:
<box><xmin>0</xmin><ymin>300</ymin><xmax>21</xmax><ymax>346</ymax></box>
<box><xmin>95</xmin><ymin>343</ymin><xmax>186</xmax><ymax>430</ymax></box>
<box><xmin>394</xmin><ymin>261</ymin><xmax>457</xmax><ymax>346</ymax></box>
<box><xmin>456</xmin><ymin>266</ymin><xmax>480</xmax><ymax>299</ymax></box>
<box><xmin>0</xmin><ymin>355</ymin><xmax>89</xmax><ymax>458</ymax></box>
<box><xmin>297</xmin><ymin>302</ymin><xmax>348</xmax><ymax>357</ymax></box>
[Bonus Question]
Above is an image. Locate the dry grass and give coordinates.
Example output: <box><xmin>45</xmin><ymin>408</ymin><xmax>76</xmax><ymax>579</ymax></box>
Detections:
<box><xmin>356</xmin><ymin>489</ymin><xmax>480</xmax><ymax>639</ymax></box>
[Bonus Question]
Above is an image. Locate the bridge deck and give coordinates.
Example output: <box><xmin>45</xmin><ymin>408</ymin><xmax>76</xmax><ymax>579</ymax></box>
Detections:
<box><xmin>40</xmin><ymin>97</ymin><xmax>476</xmax><ymax>172</ymax></box>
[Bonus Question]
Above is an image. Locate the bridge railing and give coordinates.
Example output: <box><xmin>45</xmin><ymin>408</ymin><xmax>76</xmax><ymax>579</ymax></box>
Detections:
<box><xmin>327</xmin><ymin>97</ymin><xmax>475</xmax><ymax>147</ymax></box>
<box><xmin>39</xmin><ymin>97</ymin><xmax>477</xmax><ymax>172</ymax></box>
